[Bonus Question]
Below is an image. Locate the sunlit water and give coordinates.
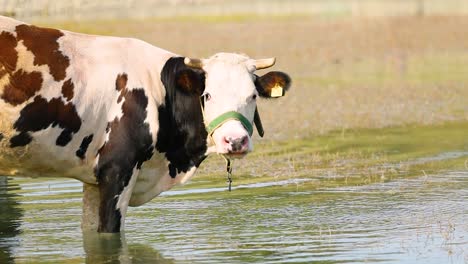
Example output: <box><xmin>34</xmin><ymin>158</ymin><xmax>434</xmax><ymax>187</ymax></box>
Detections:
<box><xmin>0</xmin><ymin>170</ymin><xmax>467</xmax><ymax>263</ymax></box>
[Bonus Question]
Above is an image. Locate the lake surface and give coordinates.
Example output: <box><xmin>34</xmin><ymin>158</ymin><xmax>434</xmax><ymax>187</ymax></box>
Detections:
<box><xmin>1</xmin><ymin>123</ymin><xmax>468</xmax><ymax>263</ymax></box>
<box><xmin>0</xmin><ymin>168</ymin><xmax>466</xmax><ymax>263</ymax></box>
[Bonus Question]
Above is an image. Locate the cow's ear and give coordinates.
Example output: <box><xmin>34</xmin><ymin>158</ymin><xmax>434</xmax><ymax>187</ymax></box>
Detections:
<box><xmin>175</xmin><ymin>69</ymin><xmax>205</xmax><ymax>95</ymax></box>
<box><xmin>255</xmin><ymin>71</ymin><xmax>291</xmax><ymax>98</ymax></box>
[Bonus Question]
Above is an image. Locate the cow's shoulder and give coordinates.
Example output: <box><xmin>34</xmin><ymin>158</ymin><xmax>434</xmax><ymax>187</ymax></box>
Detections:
<box><xmin>155</xmin><ymin>57</ymin><xmax>208</xmax><ymax>178</ymax></box>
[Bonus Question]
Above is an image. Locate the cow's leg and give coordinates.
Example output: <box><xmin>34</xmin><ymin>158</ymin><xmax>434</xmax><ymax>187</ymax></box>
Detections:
<box><xmin>96</xmin><ymin>165</ymin><xmax>139</xmax><ymax>233</ymax></box>
<box><xmin>82</xmin><ymin>183</ymin><xmax>101</xmax><ymax>231</ymax></box>
<box><xmin>82</xmin><ymin>231</ymin><xmax>129</xmax><ymax>263</ymax></box>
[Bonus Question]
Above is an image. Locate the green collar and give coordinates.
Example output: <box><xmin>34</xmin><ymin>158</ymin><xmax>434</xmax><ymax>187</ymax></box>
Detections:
<box><xmin>206</xmin><ymin>111</ymin><xmax>254</xmax><ymax>136</ymax></box>
<box><xmin>200</xmin><ymin>96</ymin><xmax>264</xmax><ymax>138</ymax></box>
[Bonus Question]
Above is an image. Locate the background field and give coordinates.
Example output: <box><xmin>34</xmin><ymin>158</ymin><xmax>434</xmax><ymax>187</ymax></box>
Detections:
<box><xmin>4</xmin><ymin>1</ymin><xmax>468</xmax><ymax>141</ymax></box>
<box><xmin>34</xmin><ymin>15</ymin><xmax>468</xmax><ymax>178</ymax></box>
<box><xmin>41</xmin><ymin>15</ymin><xmax>468</xmax><ymax>137</ymax></box>
<box><xmin>3</xmin><ymin>0</ymin><xmax>468</xmax><ymax>21</ymax></box>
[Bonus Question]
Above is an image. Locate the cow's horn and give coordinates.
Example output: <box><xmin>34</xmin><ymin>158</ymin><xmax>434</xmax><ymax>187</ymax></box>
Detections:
<box><xmin>184</xmin><ymin>57</ymin><xmax>203</xmax><ymax>69</ymax></box>
<box><xmin>254</xmin><ymin>57</ymin><xmax>276</xmax><ymax>70</ymax></box>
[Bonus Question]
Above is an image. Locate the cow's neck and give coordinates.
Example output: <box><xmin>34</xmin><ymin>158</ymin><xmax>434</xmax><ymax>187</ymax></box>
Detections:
<box><xmin>156</xmin><ymin>57</ymin><xmax>208</xmax><ymax>178</ymax></box>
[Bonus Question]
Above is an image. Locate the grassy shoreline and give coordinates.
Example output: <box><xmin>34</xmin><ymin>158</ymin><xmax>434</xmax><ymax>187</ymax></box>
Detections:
<box><xmin>9</xmin><ymin>121</ymin><xmax>467</xmax><ymax>203</ymax></box>
<box><xmin>195</xmin><ymin>120</ymin><xmax>468</xmax><ymax>181</ymax></box>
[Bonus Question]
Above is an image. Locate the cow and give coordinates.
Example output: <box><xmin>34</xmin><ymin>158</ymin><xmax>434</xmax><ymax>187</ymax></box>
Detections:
<box><xmin>0</xmin><ymin>16</ymin><xmax>291</xmax><ymax>233</ymax></box>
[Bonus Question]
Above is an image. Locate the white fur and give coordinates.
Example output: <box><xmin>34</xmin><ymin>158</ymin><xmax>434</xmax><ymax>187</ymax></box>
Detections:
<box><xmin>129</xmin><ymin>153</ymin><xmax>198</xmax><ymax>206</ymax></box>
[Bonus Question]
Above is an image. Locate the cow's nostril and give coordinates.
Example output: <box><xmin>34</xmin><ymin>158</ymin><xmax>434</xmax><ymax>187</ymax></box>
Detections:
<box><xmin>223</xmin><ymin>135</ymin><xmax>249</xmax><ymax>153</ymax></box>
<box><xmin>241</xmin><ymin>136</ymin><xmax>248</xmax><ymax>146</ymax></box>
<box><xmin>227</xmin><ymin>136</ymin><xmax>249</xmax><ymax>153</ymax></box>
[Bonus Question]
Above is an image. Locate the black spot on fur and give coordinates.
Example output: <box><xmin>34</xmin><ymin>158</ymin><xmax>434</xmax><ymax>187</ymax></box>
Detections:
<box><xmin>56</xmin><ymin>129</ymin><xmax>73</xmax><ymax>146</ymax></box>
<box><xmin>168</xmin><ymin>163</ymin><xmax>177</xmax><ymax>177</ymax></box>
<box><xmin>10</xmin><ymin>96</ymin><xmax>81</xmax><ymax>148</ymax></box>
<box><xmin>0</xmin><ymin>132</ymin><xmax>3</xmax><ymax>142</ymax></box>
<box><xmin>94</xmin><ymin>74</ymin><xmax>154</xmax><ymax>233</ymax></box>
<box><xmin>10</xmin><ymin>132</ymin><xmax>32</xmax><ymax>147</ymax></box>
<box><xmin>157</xmin><ymin>57</ymin><xmax>208</xmax><ymax>178</ymax></box>
<box><xmin>76</xmin><ymin>134</ymin><xmax>93</xmax><ymax>160</ymax></box>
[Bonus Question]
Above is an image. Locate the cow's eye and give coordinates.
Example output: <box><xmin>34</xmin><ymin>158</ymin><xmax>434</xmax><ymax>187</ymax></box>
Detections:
<box><xmin>202</xmin><ymin>92</ymin><xmax>212</xmax><ymax>101</ymax></box>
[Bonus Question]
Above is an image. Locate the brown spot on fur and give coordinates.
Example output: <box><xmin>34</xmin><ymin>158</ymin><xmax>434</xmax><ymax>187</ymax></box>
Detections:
<box><xmin>61</xmin><ymin>78</ymin><xmax>74</xmax><ymax>101</ymax></box>
<box><xmin>15</xmin><ymin>24</ymin><xmax>69</xmax><ymax>82</ymax></box>
<box><xmin>0</xmin><ymin>68</ymin><xmax>7</xmax><ymax>79</ymax></box>
<box><xmin>1</xmin><ymin>70</ymin><xmax>43</xmax><ymax>106</ymax></box>
<box><xmin>11</xmin><ymin>96</ymin><xmax>82</xmax><ymax>147</ymax></box>
<box><xmin>0</xmin><ymin>31</ymin><xmax>18</xmax><ymax>72</ymax></box>
<box><xmin>116</xmin><ymin>73</ymin><xmax>127</xmax><ymax>91</ymax></box>
<box><xmin>116</xmin><ymin>73</ymin><xmax>128</xmax><ymax>103</ymax></box>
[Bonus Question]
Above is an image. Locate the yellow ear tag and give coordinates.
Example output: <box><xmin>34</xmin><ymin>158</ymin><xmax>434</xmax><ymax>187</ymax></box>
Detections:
<box><xmin>270</xmin><ymin>85</ymin><xmax>283</xmax><ymax>98</ymax></box>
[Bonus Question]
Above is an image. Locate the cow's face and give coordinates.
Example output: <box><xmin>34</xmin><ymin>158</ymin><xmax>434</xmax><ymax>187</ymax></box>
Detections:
<box><xmin>178</xmin><ymin>53</ymin><xmax>291</xmax><ymax>158</ymax></box>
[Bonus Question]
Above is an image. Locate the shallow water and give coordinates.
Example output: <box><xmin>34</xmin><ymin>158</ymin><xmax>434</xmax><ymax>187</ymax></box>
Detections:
<box><xmin>0</xmin><ymin>168</ymin><xmax>467</xmax><ymax>264</ymax></box>
<box><xmin>1</xmin><ymin>123</ymin><xmax>468</xmax><ymax>263</ymax></box>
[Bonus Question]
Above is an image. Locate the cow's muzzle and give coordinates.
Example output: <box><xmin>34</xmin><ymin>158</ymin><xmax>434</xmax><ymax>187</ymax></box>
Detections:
<box><xmin>200</xmin><ymin>97</ymin><xmax>264</xmax><ymax>156</ymax></box>
<box><xmin>223</xmin><ymin>135</ymin><xmax>249</xmax><ymax>155</ymax></box>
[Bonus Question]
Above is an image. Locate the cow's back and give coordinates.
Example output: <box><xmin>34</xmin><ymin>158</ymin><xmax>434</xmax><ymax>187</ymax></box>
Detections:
<box><xmin>0</xmin><ymin>16</ymin><xmax>173</xmax><ymax>182</ymax></box>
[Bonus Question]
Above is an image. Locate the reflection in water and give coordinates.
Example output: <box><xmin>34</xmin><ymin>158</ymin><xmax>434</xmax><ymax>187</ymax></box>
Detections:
<box><xmin>0</xmin><ymin>178</ymin><xmax>23</xmax><ymax>264</ymax></box>
<box><xmin>83</xmin><ymin>231</ymin><xmax>174</xmax><ymax>264</ymax></box>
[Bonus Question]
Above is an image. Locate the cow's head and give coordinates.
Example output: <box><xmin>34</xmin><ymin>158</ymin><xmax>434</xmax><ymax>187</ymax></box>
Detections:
<box><xmin>176</xmin><ymin>53</ymin><xmax>291</xmax><ymax>158</ymax></box>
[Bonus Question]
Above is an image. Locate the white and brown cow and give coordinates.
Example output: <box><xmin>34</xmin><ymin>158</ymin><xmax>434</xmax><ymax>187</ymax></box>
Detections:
<box><xmin>0</xmin><ymin>16</ymin><xmax>291</xmax><ymax>232</ymax></box>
